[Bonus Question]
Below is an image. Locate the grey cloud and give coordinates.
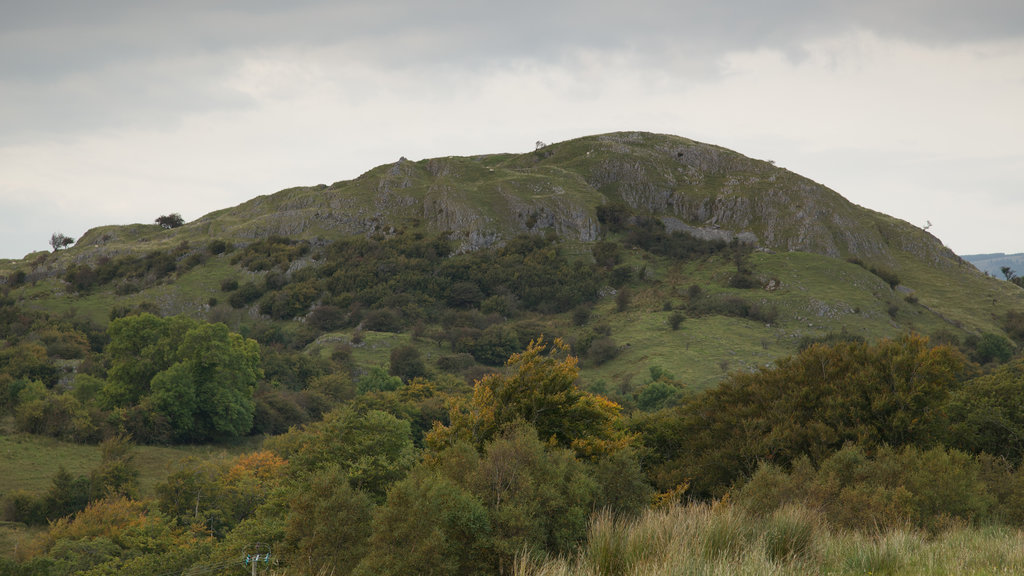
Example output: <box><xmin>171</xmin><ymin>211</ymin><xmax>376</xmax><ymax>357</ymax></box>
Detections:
<box><xmin>2</xmin><ymin>0</ymin><xmax>1022</xmax><ymax>143</ymax></box>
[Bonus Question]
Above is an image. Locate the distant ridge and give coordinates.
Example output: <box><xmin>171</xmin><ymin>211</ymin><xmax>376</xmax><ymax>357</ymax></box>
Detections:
<box><xmin>962</xmin><ymin>252</ymin><xmax>1024</xmax><ymax>278</ymax></box>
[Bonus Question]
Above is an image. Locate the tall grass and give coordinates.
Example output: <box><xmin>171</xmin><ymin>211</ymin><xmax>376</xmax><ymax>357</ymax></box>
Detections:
<box><xmin>514</xmin><ymin>503</ymin><xmax>1024</xmax><ymax>576</ymax></box>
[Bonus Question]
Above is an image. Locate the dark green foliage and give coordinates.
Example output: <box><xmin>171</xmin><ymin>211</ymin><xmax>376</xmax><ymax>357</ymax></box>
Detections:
<box><xmin>231</xmin><ymin>235</ymin><xmax>310</xmax><ymax>272</ymax></box>
<box><xmin>473</xmin><ymin>425</ymin><xmax>598</xmax><ymax>564</ymax></box>
<box><xmin>588</xmin><ymin>447</ymin><xmax>653</xmax><ymax>517</ymax></box>
<box><xmin>219</xmin><ymin>278</ymin><xmax>238</xmax><ymax>292</ymax></box>
<box><xmin>89</xmin><ymin>434</ymin><xmax>139</xmax><ymax>500</ymax></box>
<box><xmin>307</xmin><ymin>304</ymin><xmax>348</xmax><ymax>331</ymax></box>
<box><xmin>155</xmin><ymin>213</ymin><xmax>185</xmax><ymax>229</ymax></box>
<box><xmin>252</xmin><ymin>384</ymin><xmax>329</xmax><ymax>435</ymax></box>
<box><xmin>63</xmin><ymin>264</ymin><xmax>98</xmax><ymax>292</ymax></box>
<box><xmin>357</xmin><ymin>467</ymin><xmax>492</xmax><ymax>576</ymax></box>
<box><xmin>572</xmin><ymin>304</ymin><xmax>592</xmax><ymax>326</ymax></box>
<box><xmin>635</xmin><ymin>335</ymin><xmax>964</xmax><ymax>496</ymax></box>
<box><xmin>796</xmin><ymin>329</ymin><xmax>865</xmax><ymax>351</ymax></box>
<box><xmin>447</xmin><ymin>281</ymin><xmax>484</xmax><ymax>308</ymax></box>
<box><xmin>668</xmin><ymin>310</ymin><xmax>685</xmax><ymax>330</ymax></box>
<box><xmin>258</xmin><ymin>280</ymin><xmax>319</xmax><ymax>319</ymax></box>
<box><xmin>616</xmin><ymin>288</ymin><xmax>630</xmax><ymax>312</ymax></box>
<box><xmin>0</xmin><ymin>466</ymin><xmax>90</xmax><ymax>525</ymax></box>
<box><xmin>967</xmin><ymin>332</ymin><xmax>1015</xmax><ymax>364</ymax></box>
<box><xmin>470</xmin><ymin>324</ymin><xmax>521</xmax><ymax>366</ymax></box>
<box><xmin>436</xmin><ymin>353</ymin><xmax>476</xmax><ymax>373</ymax></box>
<box><xmin>595</xmin><ymin>202</ymin><xmax>632</xmax><ymax>232</ymax></box>
<box><xmin>623</xmin><ymin>216</ymin><xmax>728</xmax><ymax>260</ymax></box>
<box><xmin>688</xmin><ymin>294</ymin><xmax>778</xmax><ymax>324</ymax></box>
<box><xmin>362</xmin><ymin>308</ymin><xmax>403</xmax><ymax>332</ymax></box>
<box><xmin>228</xmin><ymin>281</ymin><xmax>263</xmax><ymax>308</ymax></box>
<box><xmin>285</xmin><ymin>466</ymin><xmax>374</xmax><ymax>576</ymax></box>
<box><xmin>610</xmin><ymin>265</ymin><xmax>633</xmax><ymax>288</ymax></box>
<box><xmin>49</xmin><ymin>232</ymin><xmax>74</xmax><ymax>251</ymax></box>
<box><xmin>390</xmin><ymin>344</ymin><xmax>427</xmax><ymax>382</ymax></box>
<box><xmin>207</xmin><ymin>239</ymin><xmax>229</xmax><ymax>254</ymax></box>
<box><xmin>737</xmin><ymin>444</ymin><xmax>996</xmax><ymax>533</ymax></box>
<box><xmin>587</xmin><ymin>337</ymin><xmax>620</xmax><ymax>366</ymax></box>
<box><xmin>947</xmin><ymin>358</ymin><xmax>1024</xmax><ymax>463</ymax></box>
<box><xmin>591</xmin><ymin>241</ymin><xmax>621</xmax><ymax>267</ymax></box>
<box><xmin>357</xmin><ymin>366</ymin><xmax>404</xmax><ymax>394</ymax></box>
<box><xmin>0</xmin><ymin>341</ymin><xmax>58</xmax><ymax>386</ymax></box>
<box><xmin>1004</xmin><ymin>310</ymin><xmax>1024</xmax><ymax>343</ymax></box>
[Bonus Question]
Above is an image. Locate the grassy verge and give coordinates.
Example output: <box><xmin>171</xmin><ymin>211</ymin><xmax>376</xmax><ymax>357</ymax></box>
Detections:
<box><xmin>515</xmin><ymin>502</ymin><xmax>1024</xmax><ymax>576</ymax></box>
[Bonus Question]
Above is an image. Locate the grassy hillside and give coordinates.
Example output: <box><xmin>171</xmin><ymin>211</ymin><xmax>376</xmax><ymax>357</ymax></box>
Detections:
<box><xmin>2</xmin><ymin>132</ymin><xmax>1023</xmax><ymax>389</ymax></box>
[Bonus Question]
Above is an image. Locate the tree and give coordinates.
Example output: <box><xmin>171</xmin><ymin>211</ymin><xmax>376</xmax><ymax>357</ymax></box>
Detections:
<box><xmin>285</xmin><ymin>466</ymin><xmax>373</xmax><ymax>576</ymax></box>
<box><xmin>637</xmin><ymin>334</ymin><xmax>965</xmax><ymax>496</ymax></box>
<box><xmin>49</xmin><ymin>232</ymin><xmax>74</xmax><ymax>251</ymax></box>
<box><xmin>427</xmin><ymin>338</ymin><xmax>629</xmax><ymax>459</ymax></box>
<box><xmin>389</xmin><ymin>344</ymin><xmax>427</xmax><ymax>382</ymax></box>
<box><xmin>155</xmin><ymin>213</ymin><xmax>185</xmax><ymax>229</ymax></box>
<box><xmin>101</xmin><ymin>314</ymin><xmax>262</xmax><ymax>442</ymax></box>
<box><xmin>267</xmin><ymin>406</ymin><xmax>416</xmax><ymax>502</ymax></box>
<box><xmin>356</xmin><ymin>468</ymin><xmax>492</xmax><ymax>576</ymax></box>
<box><xmin>947</xmin><ymin>358</ymin><xmax>1024</xmax><ymax>463</ymax></box>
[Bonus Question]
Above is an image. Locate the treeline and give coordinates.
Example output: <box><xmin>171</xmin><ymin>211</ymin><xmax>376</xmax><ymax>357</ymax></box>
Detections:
<box><xmin>7</xmin><ymin>335</ymin><xmax>1024</xmax><ymax>575</ymax></box>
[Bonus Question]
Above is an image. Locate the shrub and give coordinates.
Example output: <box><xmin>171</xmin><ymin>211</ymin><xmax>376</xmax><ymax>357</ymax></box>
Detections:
<box><xmin>362</xmin><ymin>308</ymin><xmax>403</xmax><ymax>332</ymax></box>
<box><xmin>668</xmin><ymin>311</ymin><xmax>685</xmax><ymax>330</ymax></box>
<box><xmin>390</xmin><ymin>345</ymin><xmax>427</xmax><ymax>382</ymax></box>
<box><xmin>588</xmin><ymin>337</ymin><xmax>620</xmax><ymax>366</ymax></box>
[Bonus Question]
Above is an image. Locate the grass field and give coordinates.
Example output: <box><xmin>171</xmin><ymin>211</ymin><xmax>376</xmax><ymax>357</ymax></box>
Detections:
<box><xmin>0</xmin><ymin>427</ymin><xmax>261</xmax><ymax>560</ymax></box>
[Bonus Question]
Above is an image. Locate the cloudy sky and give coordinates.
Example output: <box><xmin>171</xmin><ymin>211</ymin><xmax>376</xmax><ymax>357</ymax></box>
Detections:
<box><xmin>2</xmin><ymin>0</ymin><xmax>1023</xmax><ymax>260</ymax></box>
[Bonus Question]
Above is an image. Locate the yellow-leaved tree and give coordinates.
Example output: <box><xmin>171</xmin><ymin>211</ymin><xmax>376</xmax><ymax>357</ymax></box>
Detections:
<box><xmin>426</xmin><ymin>337</ymin><xmax>630</xmax><ymax>459</ymax></box>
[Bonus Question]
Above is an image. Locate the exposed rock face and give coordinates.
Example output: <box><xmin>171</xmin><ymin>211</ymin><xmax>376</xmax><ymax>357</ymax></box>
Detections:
<box><xmin>64</xmin><ymin>131</ymin><xmax>964</xmax><ymax>274</ymax></box>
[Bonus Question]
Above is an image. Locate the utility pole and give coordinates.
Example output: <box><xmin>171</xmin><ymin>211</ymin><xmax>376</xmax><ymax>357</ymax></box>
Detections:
<box><xmin>244</xmin><ymin>543</ymin><xmax>272</xmax><ymax>576</ymax></box>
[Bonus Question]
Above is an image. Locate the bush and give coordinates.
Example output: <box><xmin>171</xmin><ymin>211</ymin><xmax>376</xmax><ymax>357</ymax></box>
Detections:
<box><xmin>969</xmin><ymin>333</ymin><xmax>1015</xmax><ymax>364</ymax></box>
<box><xmin>668</xmin><ymin>311</ymin><xmax>685</xmax><ymax>330</ymax></box>
<box><xmin>229</xmin><ymin>282</ymin><xmax>263</xmax><ymax>308</ymax></box>
<box><xmin>362</xmin><ymin>308</ymin><xmax>403</xmax><ymax>332</ymax></box>
<box><xmin>588</xmin><ymin>337</ymin><xmax>620</xmax><ymax>366</ymax></box>
<box><xmin>390</xmin><ymin>345</ymin><xmax>427</xmax><ymax>382</ymax></box>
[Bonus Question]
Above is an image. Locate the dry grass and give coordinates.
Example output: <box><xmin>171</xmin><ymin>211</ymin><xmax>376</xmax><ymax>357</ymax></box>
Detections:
<box><xmin>514</xmin><ymin>502</ymin><xmax>1024</xmax><ymax>576</ymax></box>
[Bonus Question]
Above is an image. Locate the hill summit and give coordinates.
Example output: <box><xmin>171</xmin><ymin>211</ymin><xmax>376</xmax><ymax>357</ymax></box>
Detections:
<box><xmin>4</xmin><ymin>131</ymin><xmax>1022</xmax><ymax>388</ymax></box>
<box><xmin>73</xmin><ymin>131</ymin><xmax>953</xmax><ymax>268</ymax></box>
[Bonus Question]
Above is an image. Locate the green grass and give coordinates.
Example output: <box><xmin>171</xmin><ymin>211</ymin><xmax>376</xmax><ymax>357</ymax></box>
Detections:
<box><xmin>0</xmin><ymin>427</ymin><xmax>261</xmax><ymax>562</ymax></box>
<box><xmin>0</xmin><ymin>429</ymin><xmax>260</xmax><ymax>499</ymax></box>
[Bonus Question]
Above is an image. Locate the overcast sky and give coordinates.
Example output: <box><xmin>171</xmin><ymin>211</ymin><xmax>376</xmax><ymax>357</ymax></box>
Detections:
<box><xmin>2</xmin><ymin>0</ymin><xmax>1023</xmax><ymax>260</ymax></box>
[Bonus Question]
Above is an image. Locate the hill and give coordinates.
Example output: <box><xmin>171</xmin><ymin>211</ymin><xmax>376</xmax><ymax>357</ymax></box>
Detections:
<box><xmin>2</xmin><ymin>131</ymin><xmax>1023</xmax><ymax>390</ymax></box>
<box><xmin>962</xmin><ymin>252</ymin><xmax>1024</xmax><ymax>278</ymax></box>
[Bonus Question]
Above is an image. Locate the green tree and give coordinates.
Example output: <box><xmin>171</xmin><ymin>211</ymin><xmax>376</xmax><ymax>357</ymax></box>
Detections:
<box><xmin>267</xmin><ymin>407</ymin><xmax>416</xmax><ymax>502</ymax></box>
<box><xmin>947</xmin><ymin>358</ymin><xmax>1024</xmax><ymax>463</ymax></box>
<box><xmin>284</xmin><ymin>465</ymin><xmax>374</xmax><ymax>576</ymax></box>
<box><xmin>970</xmin><ymin>332</ymin><xmax>1015</xmax><ymax>365</ymax></box>
<box><xmin>471</xmin><ymin>424</ymin><xmax>598</xmax><ymax>566</ymax></box>
<box><xmin>155</xmin><ymin>213</ymin><xmax>185</xmax><ymax>229</ymax></box>
<box><xmin>389</xmin><ymin>344</ymin><xmax>426</xmax><ymax>382</ymax></box>
<box><xmin>637</xmin><ymin>334</ymin><xmax>964</xmax><ymax>496</ymax></box>
<box><xmin>356</xmin><ymin>468</ymin><xmax>491</xmax><ymax>576</ymax></box>
<box><xmin>101</xmin><ymin>314</ymin><xmax>261</xmax><ymax>442</ymax></box>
